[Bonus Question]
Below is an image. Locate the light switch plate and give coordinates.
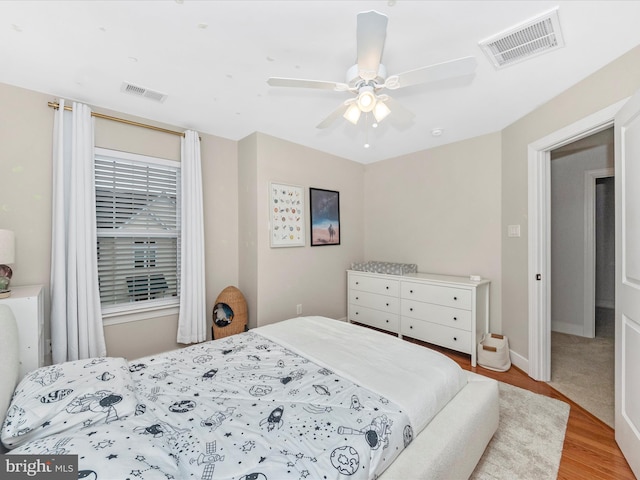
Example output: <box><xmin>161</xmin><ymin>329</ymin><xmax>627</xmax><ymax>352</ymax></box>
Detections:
<box><xmin>508</xmin><ymin>225</ymin><xmax>521</xmax><ymax>237</ymax></box>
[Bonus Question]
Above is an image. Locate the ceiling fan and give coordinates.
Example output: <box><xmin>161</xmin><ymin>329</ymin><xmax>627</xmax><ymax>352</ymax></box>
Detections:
<box><xmin>267</xmin><ymin>10</ymin><xmax>478</xmax><ymax>129</ymax></box>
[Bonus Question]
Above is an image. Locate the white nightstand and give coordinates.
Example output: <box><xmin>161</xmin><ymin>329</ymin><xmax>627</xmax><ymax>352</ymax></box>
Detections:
<box><xmin>0</xmin><ymin>285</ymin><xmax>45</xmax><ymax>379</ymax></box>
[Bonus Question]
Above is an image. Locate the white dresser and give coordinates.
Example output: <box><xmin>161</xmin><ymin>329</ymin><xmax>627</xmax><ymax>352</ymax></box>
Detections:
<box><xmin>348</xmin><ymin>271</ymin><xmax>490</xmax><ymax>366</ymax></box>
<box><xmin>0</xmin><ymin>285</ymin><xmax>45</xmax><ymax>379</ymax></box>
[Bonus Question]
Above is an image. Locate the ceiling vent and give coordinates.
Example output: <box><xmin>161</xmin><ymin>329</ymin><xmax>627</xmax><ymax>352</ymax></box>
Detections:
<box><xmin>120</xmin><ymin>82</ymin><xmax>168</xmax><ymax>103</ymax></box>
<box><xmin>479</xmin><ymin>7</ymin><xmax>564</xmax><ymax>69</ymax></box>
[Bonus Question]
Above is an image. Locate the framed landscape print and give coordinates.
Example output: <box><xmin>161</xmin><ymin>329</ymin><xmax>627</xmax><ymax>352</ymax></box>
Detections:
<box><xmin>310</xmin><ymin>188</ymin><xmax>340</xmax><ymax>246</ymax></box>
<box><xmin>270</xmin><ymin>182</ymin><xmax>305</xmax><ymax>247</ymax></box>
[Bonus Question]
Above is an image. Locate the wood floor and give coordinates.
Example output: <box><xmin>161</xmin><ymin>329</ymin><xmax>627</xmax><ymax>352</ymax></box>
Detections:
<box><xmin>406</xmin><ymin>338</ymin><xmax>635</xmax><ymax>480</ymax></box>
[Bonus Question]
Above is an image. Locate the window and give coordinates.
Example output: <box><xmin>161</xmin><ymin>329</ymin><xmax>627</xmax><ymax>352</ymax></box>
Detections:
<box><xmin>94</xmin><ymin>148</ymin><xmax>180</xmax><ymax>316</ymax></box>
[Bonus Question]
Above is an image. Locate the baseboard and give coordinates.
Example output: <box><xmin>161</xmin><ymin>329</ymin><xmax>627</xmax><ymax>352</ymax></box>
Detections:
<box><xmin>336</xmin><ymin>316</ymin><xmax>348</xmax><ymax>322</ymax></box>
<box><xmin>509</xmin><ymin>349</ymin><xmax>529</xmax><ymax>374</ymax></box>
<box><xmin>551</xmin><ymin>320</ymin><xmax>584</xmax><ymax>336</ymax></box>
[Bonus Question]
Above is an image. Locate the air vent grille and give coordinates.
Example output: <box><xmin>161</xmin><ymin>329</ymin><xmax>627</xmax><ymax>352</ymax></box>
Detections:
<box><xmin>479</xmin><ymin>7</ymin><xmax>564</xmax><ymax>69</ymax></box>
<box><xmin>121</xmin><ymin>82</ymin><xmax>168</xmax><ymax>103</ymax></box>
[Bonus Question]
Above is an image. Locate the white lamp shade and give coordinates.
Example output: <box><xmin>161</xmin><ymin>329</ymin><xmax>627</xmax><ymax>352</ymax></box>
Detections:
<box><xmin>357</xmin><ymin>88</ymin><xmax>376</xmax><ymax>113</ymax></box>
<box><xmin>373</xmin><ymin>101</ymin><xmax>391</xmax><ymax>123</ymax></box>
<box><xmin>0</xmin><ymin>230</ymin><xmax>15</xmax><ymax>265</ymax></box>
<box><xmin>343</xmin><ymin>103</ymin><xmax>362</xmax><ymax>125</ymax></box>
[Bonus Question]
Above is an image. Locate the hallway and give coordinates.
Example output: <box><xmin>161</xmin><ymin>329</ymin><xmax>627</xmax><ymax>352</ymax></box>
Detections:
<box><xmin>549</xmin><ymin>307</ymin><xmax>614</xmax><ymax>427</ymax></box>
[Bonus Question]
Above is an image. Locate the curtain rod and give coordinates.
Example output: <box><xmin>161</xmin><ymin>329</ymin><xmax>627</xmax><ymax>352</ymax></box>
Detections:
<box><xmin>47</xmin><ymin>101</ymin><xmax>186</xmax><ymax>138</ymax></box>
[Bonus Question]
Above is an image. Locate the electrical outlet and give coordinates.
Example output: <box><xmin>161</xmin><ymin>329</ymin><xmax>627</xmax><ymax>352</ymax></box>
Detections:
<box><xmin>296</xmin><ymin>304</ymin><xmax>302</xmax><ymax>315</ymax></box>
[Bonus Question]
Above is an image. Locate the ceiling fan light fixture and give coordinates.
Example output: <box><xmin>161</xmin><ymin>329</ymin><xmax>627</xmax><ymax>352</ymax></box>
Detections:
<box><xmin>373</xmin><ymin>100</ymin><xmax>391</xmax><ymax>122</ymax></box>
<box><xmin>343</xmin><ymin>103</ymin><xmax>362</xmax><ymax>125</ymax></box>
<box><xmin>357</xmin><ymin>86</ymin><xmax>376</xmax><ymax>112</ymax></box>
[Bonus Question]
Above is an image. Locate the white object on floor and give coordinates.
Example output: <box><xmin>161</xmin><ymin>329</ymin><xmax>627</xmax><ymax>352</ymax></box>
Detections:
<box><xmin>478</xmin><ymin>333</ymin><xmax>512</xmax><ymax>372</ymax></box>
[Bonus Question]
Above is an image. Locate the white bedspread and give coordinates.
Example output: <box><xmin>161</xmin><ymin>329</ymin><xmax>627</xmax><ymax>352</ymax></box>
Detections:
<box><xmin>257</xmin><ymin>316</ymin><xmax>468</xmax><ymax>433</ymax></box>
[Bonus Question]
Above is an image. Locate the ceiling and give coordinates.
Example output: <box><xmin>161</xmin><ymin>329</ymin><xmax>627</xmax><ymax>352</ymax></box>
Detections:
<box><xmin>2</xmin><ymin>1</ymin><xmax>640</xmax><ymax>164</ymax></box>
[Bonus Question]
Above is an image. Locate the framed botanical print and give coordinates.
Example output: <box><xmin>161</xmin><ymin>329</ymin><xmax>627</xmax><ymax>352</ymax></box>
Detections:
<box><xmin>309</xmin><ymin>188</ymin><xmax>340</xmax><ymax>246</ymax></box>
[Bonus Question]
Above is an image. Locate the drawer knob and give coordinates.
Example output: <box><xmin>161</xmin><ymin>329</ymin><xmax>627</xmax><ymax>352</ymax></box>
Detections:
<box><xmin>356</xmin><ymin>281</ymin><xmax>359</xmax><ymax>285</ymax></box>
<box><xmin>385</xmin><ymin>319</ymin><xmax>389</xmax><ymax>323</ymax></box>
<box><xmin>409</xmin><ymin>307</ymin><xmax>413</xmax><ymax>312</ymax></box>
<box><xmin>386</xmin><ymin>286</ymin><xmax>389</xmax><ymax>290</ymax></box>
<box><xmin>453</xmin><ymin>337</ymin><xmax>457</xmax><ymax>341</ymax></box>
<box><xmin>453</xmin><ymin>296</ymin><xmax>458</xmax><ymax>301</ymax></box>
<box><xmin>355</xmin><ymin>312</ymin><xmax>359</xmax><ymax>315</ymax></box>
<box><xmin>356</xmin><ymin>296</ymin><xmax>359</xmax><ymax>300</ymax></box>
<box><xmin>453</xmin><ymin>317</ymin><xmax>457</xmax><ymax>321</ymax></box>
<box><xmin>386</xmin><ymin>303</ymin><xmax>389</xmax><ymax>306</ymax></box>
<box><xmin>410</xmin><ymin>289</ymin><xmax>414</xmax><ymax>294</ymax></box>
<box><xmin>410</xmin><ymin>325</ymin><xmax>413</xmax><ymax>329</ymax></box>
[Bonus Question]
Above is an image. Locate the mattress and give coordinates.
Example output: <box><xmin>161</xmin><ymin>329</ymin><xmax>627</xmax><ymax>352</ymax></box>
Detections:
<box><xmin>1</xmin><ymin>316</ymin><xmax>497</xmax><ymax>479</ymax></box>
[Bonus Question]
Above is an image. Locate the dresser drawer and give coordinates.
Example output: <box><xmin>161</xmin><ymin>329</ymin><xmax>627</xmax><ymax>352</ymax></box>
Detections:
<box><xmin>401</xmin><ymin>299</ymin><xmax>471</xmax><ymax>331</ymax></box>
<box><xmin>401</xmin><ymin>319</ymin><xmax>472</xmax><ymax>354</ymax></box>
<box><xmin>350</xmin><ymin>274</ymin><xmax>399</xmax><ymax>296</ymax></box>
<box><xmin>349</xmin><ymin>304</ymin><xmax>399</xmax><ymax>332</ymax></box>
<box><xmin>401</xmin><ymin>282</ymin><xmax>471</xmax><ymax>310</ymax></box>
<box><xmin>349</xmin><ymin>290</ymin><xmax>399</xmax><ymax>314</ymax></box>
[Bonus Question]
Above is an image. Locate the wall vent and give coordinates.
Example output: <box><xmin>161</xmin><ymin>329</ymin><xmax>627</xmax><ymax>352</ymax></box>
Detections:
<box><xmin>120</xmin><ymin>82</ymin><xmax>168</xmax><ymax>103</ymax></box>
<box><xmin>479</xmin><ymin>7</ymin><xmax>564</xmax><ymax>69</ymax></box>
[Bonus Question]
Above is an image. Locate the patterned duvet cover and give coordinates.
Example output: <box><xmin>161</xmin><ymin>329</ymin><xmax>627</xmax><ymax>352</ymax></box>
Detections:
<box><xmin>2</xmin><ymin>327</ymin><xmax>413</xmax><ymax>480</ymax></box>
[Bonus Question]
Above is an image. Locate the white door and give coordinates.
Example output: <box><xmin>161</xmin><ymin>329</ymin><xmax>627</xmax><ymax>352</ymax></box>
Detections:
<box><xmin>615</xmin><ymin>89</ymin><xmax>640</xmax><ymax>477</ymax></box>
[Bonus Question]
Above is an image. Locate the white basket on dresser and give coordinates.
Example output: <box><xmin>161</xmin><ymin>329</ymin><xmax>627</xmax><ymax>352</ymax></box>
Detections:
<box><xmin>347</xmin><ymin>270</ymin><xmax>490</xmax><ymax>367</ymax></box>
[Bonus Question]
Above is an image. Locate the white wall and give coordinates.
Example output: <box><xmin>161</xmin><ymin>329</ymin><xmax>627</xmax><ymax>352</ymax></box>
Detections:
<box><xmin>501</xmin><ymin>44</ymin><xmax>640</xmax><ymax>358</ymax></box>
<box><xmin>239</xmin><ymin>132</ymin><xmax>365</xmax><ymax>328</ymax></box>
<box><xmin>550</xmin><ymin>129</ymin><xmax>613</xmax><ymax>336</ymax></box>
<box><xmin>363</xmin><ymin>132</ymin><xmax>503</xmax><ymax>332</ymax></box>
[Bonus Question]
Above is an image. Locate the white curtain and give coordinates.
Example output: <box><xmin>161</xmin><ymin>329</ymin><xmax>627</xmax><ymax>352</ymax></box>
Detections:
<box><xmin>50</xmin><ymin>100</ymin><xmax>106</xmax><ymax>363</ymax></box>
<box><xmin>177</xmin><ymin>130</ymin><xmax>206</xmax><ymax>343</ymax></box>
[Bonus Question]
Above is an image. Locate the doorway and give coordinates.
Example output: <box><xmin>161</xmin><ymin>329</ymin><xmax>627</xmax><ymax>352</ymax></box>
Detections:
<box><xmin>547</xmin><ymin>128</ymin><xmax>615</xmax><ymax>426</ymax></box>
<box><xmin>526</xmin><ymin>98</ymin><xmax>625</xmax><ymax>383</ymax></box>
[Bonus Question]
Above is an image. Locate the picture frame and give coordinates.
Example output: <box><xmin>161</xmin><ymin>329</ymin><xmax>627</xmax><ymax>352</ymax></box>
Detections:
<box><xmin>309</xmin><ymin>188</ymin><xmax>340</xmax><ymax>246</ymax></box>
<box><xmin>269</xmin><ymin>182</ymin><xmax>305</xmax><ymax>247</ymax></box>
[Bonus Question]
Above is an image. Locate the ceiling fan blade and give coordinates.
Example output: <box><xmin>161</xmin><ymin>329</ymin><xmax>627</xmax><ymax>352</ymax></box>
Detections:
<box><xmin>316</xmin><ymin>100</ymin><xmax>353</xmax><ymax>129</ymax></box>
<box><xmin>380</xmin><ymin>95</ymin><xmax>415</xmax><ymax>126</ymax></box>
<box><xmin>357</xmin><ymin>10</ymin><xmax>388</xmax><ymax>81</ymax></box>
<box><xmin>384</xmin><ymin>56</ymin><xmax>478</xmax><ymax>90</ymax></box>
<box><xmin>267</xmin><ymin>77</ymin><xmax>350</xmax><ymax>92</ymax></box>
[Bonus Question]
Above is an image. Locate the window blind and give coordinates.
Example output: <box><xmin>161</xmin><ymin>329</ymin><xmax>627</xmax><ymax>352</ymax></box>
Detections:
<box><xmin>95</xmin><ymin>152</ymin><xmax>180</xmax><ymax>307</ymax></box>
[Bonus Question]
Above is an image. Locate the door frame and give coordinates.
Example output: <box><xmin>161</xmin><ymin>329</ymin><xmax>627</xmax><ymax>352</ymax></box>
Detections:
<box><xmin>527</xmin><ymin>99</ymin><xmax>626</xmax><ymax>381</ymax></box>
<box><xmin>584</xmin><ymin>168</ymin><xmax>615</xmax><ymax>338</ymax></box>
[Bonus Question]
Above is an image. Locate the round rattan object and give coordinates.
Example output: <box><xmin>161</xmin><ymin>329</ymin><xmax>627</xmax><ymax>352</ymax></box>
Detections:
<box><xmin>212</xmin><ymin>286</ymin><xmax>248</xmax><ymax>339</ymax></box>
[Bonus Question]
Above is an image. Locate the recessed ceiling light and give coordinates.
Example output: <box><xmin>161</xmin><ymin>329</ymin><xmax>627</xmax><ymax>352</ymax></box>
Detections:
<box><xmin>364</xmin><ymin>143</ymin><xmax>370</xmax><ymax>149</ymax></box>
<box><xmin>431</xmin><ymin>128</ymin><xmax>443</xmax><ymax>137</ymax></box>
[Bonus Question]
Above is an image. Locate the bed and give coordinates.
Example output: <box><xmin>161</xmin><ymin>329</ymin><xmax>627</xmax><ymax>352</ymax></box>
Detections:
<box><xmin>0</xmin><ymin>307</ymin><xmax>498</xmax><ymax>479</ymax></box>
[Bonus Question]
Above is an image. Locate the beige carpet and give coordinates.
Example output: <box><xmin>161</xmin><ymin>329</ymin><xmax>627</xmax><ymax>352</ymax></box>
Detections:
<box><xmin>471</xmin><ymin>381</ymin><xmax>570</xmax><ymax>480</ymax></box>
<box><xmin>549</xmin><ymin>307</ymin><xmax>614</xmax><ymax>427</ymax></box>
